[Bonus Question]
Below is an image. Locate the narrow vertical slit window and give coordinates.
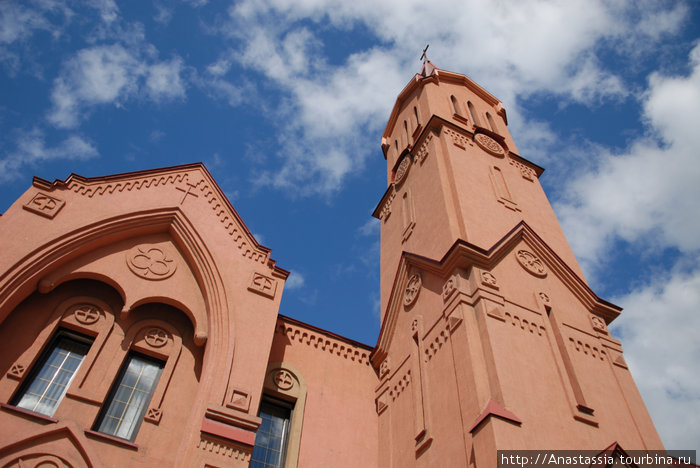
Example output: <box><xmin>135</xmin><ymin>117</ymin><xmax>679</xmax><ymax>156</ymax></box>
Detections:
<box><xmin>414</xmin><ymin>106</ymin><xmax>420</xmax><ymax>128</ymax></box>
<box><xmin>404</xmin><ymin>120</ymin><xmax>409</xmax><ymax>147</ymax></box>
<box><xmin>95</xmin><ymin>353</ymin><xmax>164</xmax><ymax>441</ymax></box>
<box><xmin>251</xmin><ymin>397</ymin><xmax>293</xmax><ymax>468</ymax></box>
<box><xmin>467</xmin><ymin>101</ymin><xmax>479</xmax><ymax>126</ymax></box>
<box><xmin>12</xmin><ymin>331</ymin><xmax>92</xmax><ymax>417</ymax></box>
<box><xmin>451</xmin><ymin>95</ymin><xmax>460</xmax><ymax>115</ymax></box>
<box><xmin>486</xmin><ymin>112</ymin><xmax>497</xmax><ymax>133</ymax></box>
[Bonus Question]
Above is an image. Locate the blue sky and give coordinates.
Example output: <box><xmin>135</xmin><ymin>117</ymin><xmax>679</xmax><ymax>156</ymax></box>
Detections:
<box><xmin>1</xmin><ymin>0</ymin><xmax>699</xmax><ymax>451</ymax></box>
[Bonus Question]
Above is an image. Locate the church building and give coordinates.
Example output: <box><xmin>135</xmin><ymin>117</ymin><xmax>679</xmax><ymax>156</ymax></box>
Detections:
<box><xmin>0</xmin><ymin>61</ymin><xmax>664</xmax><ymax>467</ymax></box>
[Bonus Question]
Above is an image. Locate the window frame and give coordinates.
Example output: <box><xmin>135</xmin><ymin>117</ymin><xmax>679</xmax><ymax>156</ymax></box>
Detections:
<box><xmin>93</xmin><ymin>351</ymin><xmax>165</xmax><ymax>442</ymax></box>
<box><xmin>251</xmin><ymin>395</ymin><xmax>294</xmax><ymax>468</ymax></box>
<box><xmin>11</xmin><ymin>330</ymin><xmax>93</xmax><ymax>417</ymax></box>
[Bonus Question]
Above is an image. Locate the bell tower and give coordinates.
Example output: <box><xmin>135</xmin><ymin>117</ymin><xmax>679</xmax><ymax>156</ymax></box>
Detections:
<box><xmin>371</xmin><ymin>57</ymin><xmax>664</xmax><ymax>467</ymax></box>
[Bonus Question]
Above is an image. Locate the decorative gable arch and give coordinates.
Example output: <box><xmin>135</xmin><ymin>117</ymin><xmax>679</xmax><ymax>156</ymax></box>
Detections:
<box><xmin>0</xmin><ymin>207</ymin><xmax>236</xmax><ymax>407</ymax></box>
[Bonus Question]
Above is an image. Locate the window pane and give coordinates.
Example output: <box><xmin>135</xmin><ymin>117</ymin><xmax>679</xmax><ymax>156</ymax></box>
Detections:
<box><xmin>251</xmin><ymin>399</ymin><xmax>291</xmax><ymax>468</ymax></box>
<box><xmin>15</xmin><ymin>334</ymin><xmax>91</xmax><ymax>417</ymax></box>
<box><xmin>96</xmin><ymin>354</ymin><xmax>163</xmax><ymax>441</ymax></box>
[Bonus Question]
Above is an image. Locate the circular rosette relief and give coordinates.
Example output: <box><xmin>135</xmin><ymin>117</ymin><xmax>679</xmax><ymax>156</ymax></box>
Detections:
<box><xmin>474</xmin><ymin>133</ymin><xmax>505</xmax><ymax>157</ymax></box>
<box><xmin>394</xmin><ymin>155</ymin><xmax>411</xmax><ymax>186</ymax></box>
<box><xmin>126</xmin><ymin>245</ymin><xmax>177</xmax><ymax>280</ymax></box>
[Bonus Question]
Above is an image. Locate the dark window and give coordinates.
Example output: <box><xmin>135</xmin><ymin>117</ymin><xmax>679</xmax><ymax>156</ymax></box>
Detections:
<box><xmin>94</xmin><ymin>353</ymin><xmax>163</xmax><ymax>441</ymax></box>
<box><xmin>251</xmin><ymin>398</ymin><xmax>293</xmax><ymax>468</ymax></box>
<box><xmin>12</xmin><ymin>331</ymin><xmax>92</xmax><ymax>417</ymax></box>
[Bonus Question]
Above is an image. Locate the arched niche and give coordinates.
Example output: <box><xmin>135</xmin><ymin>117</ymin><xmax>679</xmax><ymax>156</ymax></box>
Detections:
<box><xmin>0</xmin><ymin>208</ymin><xmax>233</xmax><ymax>407</ymax></box>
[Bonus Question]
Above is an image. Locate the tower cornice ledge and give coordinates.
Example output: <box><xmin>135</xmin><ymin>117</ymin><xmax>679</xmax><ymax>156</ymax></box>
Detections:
<box><xmin>383</xmin><ymin>68</ymin><xmax>502</xmax><ymax>146</ymax></box>
<box><xmin>374</xmin><ymin>115</ymin><xmax>543</xmax><ymax>219</ymax></box>
<box><xmin>372</xmin><ymin>220</ymin><xmax>621</xmax><ymax>366</ymax></box>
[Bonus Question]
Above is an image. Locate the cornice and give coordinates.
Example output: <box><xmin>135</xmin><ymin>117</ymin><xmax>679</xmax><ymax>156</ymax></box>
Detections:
<box><xmin>31</xmin><ymin>163</ymin><xmax>287</xmax><ymax>276</ymax></box>
<box><xmin>275</xmin><ymin>315</ymin><xmax>373</xmax><ymax>366</ymax></box>
<box><xmin>372</xmin><ymin>221</ymin><xmax>622</xmax><ymax>365</ymax></box>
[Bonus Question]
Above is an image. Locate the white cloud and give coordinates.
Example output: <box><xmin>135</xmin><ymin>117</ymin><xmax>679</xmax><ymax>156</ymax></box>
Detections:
<box><xmin>48</xmin><ymin>44</ymin><xmax>186</xmax><ymax>128</ymax></box>
<box><xmin>554</xmin><ymin>41</ymin><xmax>700</xmax><ymax>452</ymax></box>
<box><xmin>0</xmin><ymin>128</ymin><xmax>98</xmax><ymax>181</ymax></box>
<box><xmin>217</xmin><ymin>0</ymin><xmax>687</xmax><ymax>196</ymax></box>
<box><xmin>0</xmin><ymin>1</ymin><xmax>68</xmax><ymax>44</ymax></box>
<box><xmin>556</xmin><ymin>42</ymin><xmax>700</xmax><ymax>274</ymax></box>
<box><xmin>611</xmin><ymin>265</ymin><xmax>700</xmax><ymax>450</ymax></box>
<box><xmin>146</xmin><ymin>58</ymin><xmax>185</xmax><ymax>100</ymax></box>
<box><xmin>192</xmin><ymin>57</ymin><xmax>246</xmax><ymax>107</ymax></box>
<box><xmin>86</xmin><ymin>0</ymin><xmax>119</xmax><ymax>24</ymax></box>
<box><xmin>153</xmin><ymin>3</ymin><xmax>173</xmax><ymax>25</ymax></box>
<box><xmin>358</xmin><ymin>218</ymin><xmax>379</xmax><ymax>237</ymax></box>
<box><xmin>285</xmin><ymin>270</ymin><xmax>305</xmax><ymax>290</ymax></box>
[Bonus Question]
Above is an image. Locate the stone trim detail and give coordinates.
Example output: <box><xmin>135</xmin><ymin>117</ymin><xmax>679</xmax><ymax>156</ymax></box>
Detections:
<box><xmin>275</xmin><ymin>323</ymin><xmax>371</xmax><ymax>366</ymax></box>
<box><xmin>569</xmin><ymin>337</ymin><xmax>607</xmax><ymax>361</ymax></box>
<box><xmin>379</xmin><ymin>188</ymin><xmax>396</xmax><ymax>222</ymax></box>
<box><xmin>505</xmin><ymin>312</ymin><xmax>545</xmax><ymax>336</ymax></box>
<box><xmin>69</xmin><ymin>173</ymin><xmax>187</xmax><ymax>197</ymax></box>
<box><xmin>612</xmin><ymin>352</ymin><xmax>629</xmax><ymax>369</ymax></box>
<box><xmin>226</xmin><ymin>388</ymin><xmax>251</xmax><ymax>412</ymax></box>
<box><xmin>403</xmin><ymin>274</ymin><xmax>422</xmax><ymax>308</ymax></box>
<box><xmin>375</xmin><ymin>390</ymin><xmax>389</xmax><ymax>415</ymax></box>
<box><xmin>248</xmin><ymin>272</ymin><xmax>277</xmax><ymax>299</ymax></box>
<box><xmin>590</xmin><ymin>314</ymin><xmax>608</xmax><ymax>334</ymax></box>
<box><xmin>469</xmin><ymin>399</ymin><xmax>522</xmax><ymax>432</ymax></box>
<box><xmin>197</xmin><ymin>435</ymin><xmax>251</xmax><ymax>462</ymax></box>
<box><xmin>414</xmin><ymin>133</ymin><xmax>433</xmax><ymax>165</ymax></box>
<box><xmin>67</xmin><ymin>171</ymin><xmax>268</xmax><ymax>265</ymax></box>
<box><xmin>515</xmin><ymin>249</ymin><xmax>547</xmax><ymax>277</ymax></box>
<box><xmin>126</xmin><ymin>245</ymin><xmax>177</xmax><ymax>280</ymax></box>
<box><xmin>444</xmin><ymin>127</ymin><xmax>472</xmax><ymax>149</ymax></box>
<box><xmin>193</xmin><ymin>178</ymin><xmax>267</xmax><ymax>264</ymax></box>
<box><xmin>481</xmin><ymin>271</ymin><xmax>499</xmax><ymax>290</ymax></box>
<box><xmin>394</xmin><ymin>155</ymin><xmax>411</xmax><ymax>186</ymax></box>
<box><xmin>474</xmin><ymin>133</ymin><xmax>505</xmax><ymax>157</ymax></box>
<box><xmin>145</xmin><ymin>407</ymin><xmax>162</xmax><ymax>424</ymax></box>
<box><xmin>7</xmin><ymin>363</ymin><xmax>26</xmax><ymax>380</ymax></box>
<box><xmin>23</xmin><ymin>192</ymin><xmax>65</xmax><ymax>219</ymax></box>
<box><xmin>379</xmin><ymin>358</ymin><xmax>390</xmax><ymax>379</ymax></box>
<box><xmin>423</xmin><ymin>326</ymin><xmax>449</xmax><ymax>363</ymax></box>
<box><xmin>388</xmin><ymin>370</ymin><xmax>411</xmax><ymax>402</ymax></box>
<box><xmin>509</xmin><ymin>158</ymin><xmax>537</xmax><ymax>181</ymax></box>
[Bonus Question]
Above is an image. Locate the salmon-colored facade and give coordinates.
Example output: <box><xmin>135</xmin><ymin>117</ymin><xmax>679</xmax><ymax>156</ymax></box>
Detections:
<box><xmin>0</xmin><ymin>62</ymin><xmax>662</xmax><ymax>467</ymax></box>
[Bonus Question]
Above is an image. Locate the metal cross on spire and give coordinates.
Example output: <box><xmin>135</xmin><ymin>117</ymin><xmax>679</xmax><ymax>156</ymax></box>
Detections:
<box><xmin>420</xmin><ymin>44</ymin><xmax>430</xmax><ymax>63</ymax></box>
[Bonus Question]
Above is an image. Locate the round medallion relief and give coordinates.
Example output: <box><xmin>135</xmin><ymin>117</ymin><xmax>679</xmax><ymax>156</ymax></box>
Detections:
<box><xmin>273</xmin><ymin>370</ymin><xmax>294</xmax><ymax>390</ymax></box>
<box><xmin>72</xmin><ymin>304</ymin><xmax>101</xmax><ymax>325</ymax></box>
<box><xmin>126</xmin><ymin>245</ymin><xmax>177</xmax><ymax>280</ymax></box>
<box><xmin>516</xmin><ymin>250</ymin><xmax>547</xmax><ymax>277</ymax></box>
<box><xmin>144</xmin><ymin>328</ymin><xmax>169</xmax><ymax>348</ymax></box>
<box><xmin>394</xmin><ymin>156</ymin><xmax>411</xmax><ymax>185</ymax></box>
<box><xmin>404</xmin><ymin>274</ymin><xmax>422</xmax><ymax>307</ymax></box>
<box><xmin>474</xmin><ymin>133</ymin><xmax>505</xmax><ymax>157</ymax></box>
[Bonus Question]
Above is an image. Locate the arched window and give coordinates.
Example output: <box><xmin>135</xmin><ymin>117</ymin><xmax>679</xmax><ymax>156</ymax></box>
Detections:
<box><xmin>92</xmin><ymin>314</ymin><xmax>184</xmax><ymax>441</ymax></box>
<box><xmin>467</xmin><ymin>101</ymin><xmax>479</xmax><ymax>126</ymax></box>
